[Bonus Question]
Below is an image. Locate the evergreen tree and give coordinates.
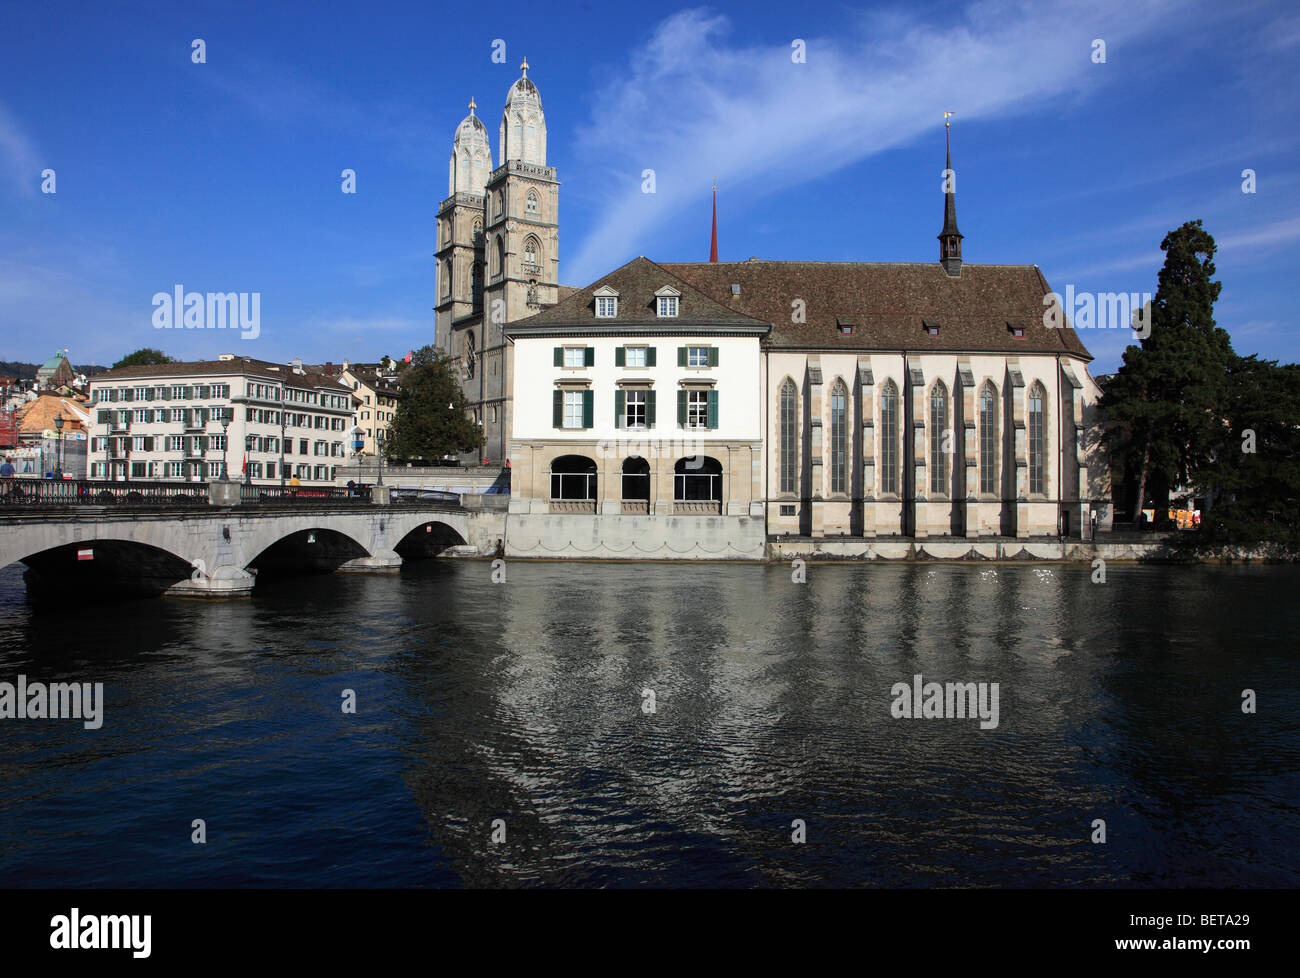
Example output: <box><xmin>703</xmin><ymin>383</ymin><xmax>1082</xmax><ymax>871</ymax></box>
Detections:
<box><xmin>1195</xmin><ymin>356</ymin><xmax>1300</xmax><ymax>546</ymax></box>
<box><xmin>1100</xmin><ymin>220</ymin><xmax>1233</xmax><ymax>521</ymax></box>
<box><xmin>383</xmin><ymin>346</ymin><xmax>481</xmax><ymax>461</ymax></box>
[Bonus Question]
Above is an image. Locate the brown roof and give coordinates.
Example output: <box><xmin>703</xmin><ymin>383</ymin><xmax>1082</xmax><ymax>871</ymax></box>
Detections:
<box><xmin>90</xmin><ymin>357</ymin><xmax>351</xmax><ymax>391</ymax></box>
<box><xmin>660</xmin><ymin>260</ymin><xmax>1093</xmax><ymax>359</ymax></box>
<box><xmin>17</xmin><ymin>393</ymin><xmax>90</xmax><ymax>434</ymax></box>
<box><xmin>505</xmin><ymin>257</ymin><xmax>772</xmax><ymax>334</ymax></box>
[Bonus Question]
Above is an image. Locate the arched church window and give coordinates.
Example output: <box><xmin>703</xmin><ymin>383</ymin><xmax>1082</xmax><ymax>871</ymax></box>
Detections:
<box><xmin>979</xmin><ymin>383</ymin><xmax>998</xmax><ymax>495</ymax></box>
<box><xmin>1028</xmin><ymin>383</ymin><xmax>1046</xmax><ymax>494</ymax></box>
<box><xmin>830</xmin><ymin>380</ymin><xmax>847</xmax><ymax>494</ymax></box>
<box><xmin>494</xmin><ymin>236</ymin><xmax>506</xmax><ymax>278</ymax></box>
<box><xmin>779</xmin><ymin>379</ymin><xmax>797</xmax><ymax>494</ymax></box>
<box><xmin>929</xmin><ymin>381</ymin><xmax>948</xmax><ymax>495</ymax></box>
<box><xmin>441</xmin><ymin>259</ymin><xmax>452</xmax><ymax>297</ymax></box>
<box><xmin>472</xmin><ymin>220</ymin><xmax>483</xmax><ymax>245</ymax></box>
<box><xmin>523</xmin><ymin>236</ymin><xmax>539</xmax><ymax>265</ymax></box>
<box><xmin>880</xmin><ymin>382</ymin><xmax>899</xmax><ymax>495</ymax></box>
<box><xmin>526</xmin><ymin>191</ymin><xmax>539</xmax><ymax>216</ymax></box>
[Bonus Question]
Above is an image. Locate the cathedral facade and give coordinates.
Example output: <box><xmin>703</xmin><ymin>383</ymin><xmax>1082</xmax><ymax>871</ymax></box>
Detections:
<box><xmin>435</xmin><ymin>60</ymin><xmax>562</xmax><ymax>464</ymax></box>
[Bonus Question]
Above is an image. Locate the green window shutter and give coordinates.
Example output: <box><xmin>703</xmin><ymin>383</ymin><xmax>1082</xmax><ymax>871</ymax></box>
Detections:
<box><xmin>708</xmin><ymin>346</ymin><xmax>719</xmax><ymax>367</ymax></box>
<box><xmin>615</xmin><ymin>389</ymin><xmax>625</xmax><ymax>428</ymax></box>
<box><xmin>615</xmin><ymin>347</ymin><xmax>625</xmax><ymax>367</ymax></box>
<box><xmin>707</xmin><ymin>389</ymin><xmax>719</xmax><ymax>429</ymax></box>
<box><xmin>647</xmin><ymin>346</ymin><xmax>657</xmax><ymax>367</ymax></box>
<box><xmin>554</xmin><ymin>347</ymin><xmax>563</xmax><ymax>367</ymax></box>
<box><xmin>677</xmin><ymin>346</ymin><xmax>687</xmax><ymax>367</ymax></box>
<box><xmin>553</xmin><ymin>390</ymin><xmax>563</xmax><ymax>427</ymax></box>
<box><xmin>582</xmin><ymin>389</ymin><xmax>594</xmax><ymax>428</ymax></box>
<box><xmin>677</xmin><ymin>389</ymin><xmax>688</xmax><ymax>427</ymax></box>
<box><xmin>646</xmin><ymin>390</ymin><xmax>656</xmax><ymax>428</ymax></box>
<box><xmin>584</xmin><ymin>346</ymin><xmax>595</xmax><ymax>367</ymax></box>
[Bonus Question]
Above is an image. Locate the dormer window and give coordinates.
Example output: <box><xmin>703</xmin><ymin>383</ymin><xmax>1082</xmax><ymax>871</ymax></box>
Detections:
<box><xmin>654</xmin><ymin>285</ymin><xmax>681</xmax><ymax>318</ymax></box>
<box><xmin>837</xmin><ymin>317</ymin><xmax>855</xmax><ymax>336</ymax></box>
<box><xmin>1007</xmin><ymin>321</ymin><xmax>1026</xmax><ymax>338</ymax></box>
<box><xmin>594</xmin><ymin>285</ymin><xmax>620</xmax><ymax>318</ymax></box>
<box><xmin>925</xmin><ymin>321</ymin><xmax>941</xmax><ymax>337</ymax></box>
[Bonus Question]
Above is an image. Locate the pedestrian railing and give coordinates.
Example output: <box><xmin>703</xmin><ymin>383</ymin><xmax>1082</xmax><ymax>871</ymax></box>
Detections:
<box><xmin>0</xmin><ymin>477</ymin><xmax>208</xmax><ymax>507</ymax></box>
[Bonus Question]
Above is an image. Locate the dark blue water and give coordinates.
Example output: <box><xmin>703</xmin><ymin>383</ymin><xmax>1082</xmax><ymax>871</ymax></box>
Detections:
<box><xmin>0</xmin><ymin>560</ymin><xmax>1296</xmax><ymax>887</ymax></box>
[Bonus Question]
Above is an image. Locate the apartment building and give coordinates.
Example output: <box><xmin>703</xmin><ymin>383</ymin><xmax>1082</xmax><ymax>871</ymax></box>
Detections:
<box><xmin>87</xmin><ymin>356</ymin><xmax>357</xmax><ymax>485</ymax></box>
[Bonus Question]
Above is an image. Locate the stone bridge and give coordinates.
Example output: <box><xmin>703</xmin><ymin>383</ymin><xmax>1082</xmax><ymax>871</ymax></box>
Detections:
<box><xmin>0</xmin><ymin>501</ymin><xmax>505</xmax><ymax>598</ymax></box>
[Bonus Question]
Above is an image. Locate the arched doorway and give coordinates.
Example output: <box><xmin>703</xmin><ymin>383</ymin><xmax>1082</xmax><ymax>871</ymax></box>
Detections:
<box><xmin>674</xmin><ymin>456</ymin><xmax>722</xmax><ymax>514</ymax></box>
<box><xmin>550</xmin><ymin>455</ymin><xmax>597</xmax><ymax>512</ymax></box>
<box><xmin>621</xmin><ymin>457</ymin><xmax>650</xmax><ymax>513</ymax></box>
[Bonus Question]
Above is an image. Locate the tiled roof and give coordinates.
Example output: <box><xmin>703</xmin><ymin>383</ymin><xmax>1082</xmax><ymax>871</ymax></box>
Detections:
<box><xmin>505</xmin><ymin>257</ymin><xmax>772</xmax><ymax>333</ymax></box>
<box><xmin>16</xmin><ymin>393</ymin><xmax>90</xmax><ymax>434</ymax></box>
<box><xmin>661</xmin><ymin>260</ymin><xmax>1092</xmax><ymax>359</ymax></box>
<box><xmin>90</xmin><ymin>357</ymin><xmax>351</xmax><ymax>391</ymax></box>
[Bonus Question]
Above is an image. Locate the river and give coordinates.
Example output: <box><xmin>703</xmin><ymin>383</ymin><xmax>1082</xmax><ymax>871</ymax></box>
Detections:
<box><xmin>0</xmin><ymin>560</ymin><xmax>1295</xmax><ymax>887</ymax></box>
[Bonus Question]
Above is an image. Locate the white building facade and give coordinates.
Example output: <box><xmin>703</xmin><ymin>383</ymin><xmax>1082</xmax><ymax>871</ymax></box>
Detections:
<box><xmin>504</xmin><ymin>257</ymin><xmax>770</xmax><ymax>559</ymax></box>
<box><xmin>87</xmin><ymin>356</ymin><xmax>356</xmax><ymax>485</ymax></box>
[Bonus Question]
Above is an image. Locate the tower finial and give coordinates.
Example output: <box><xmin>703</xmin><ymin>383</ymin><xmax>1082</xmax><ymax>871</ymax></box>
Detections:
<box><xmin>468</xmin><ymin>96</ymin><xmax>476</xmax><ymax>115</ymax></box>
<box><xmin>521</xmin><ymin>57</ymin><xmax>529</xmax><ymax>76</ymax></box>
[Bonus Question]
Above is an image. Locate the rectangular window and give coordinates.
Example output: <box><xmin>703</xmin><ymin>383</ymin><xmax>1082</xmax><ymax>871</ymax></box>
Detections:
<box><xmin>687</xmin><ymin>389</ymin><xmax>709</xmax><ymax>428</ymax></box>
<box><xmin>780</xmin><ymin>504</ymin><xmax>796</xmax><ymax>516</ymax></box>
<box><xmin>563</xmin><ymin>390</ymin><xmax>584</xmax><ymax>429</ymax></box>
<box><xmin>625</xmin><ymin>389</ymin><xmax>646</xmax><ymax>428</ymax></box>
<box><xmin>563</xmin><ymin>347</ymin><xmax>586</xmax><ymax>368</ymax></box>
<box><xmin>625</xmin><ymin>346</ymin><xmax>647</xmax><ymax>368</ymax></box>
<box><xmin>657</xmin><ymin>295</ymin><xmax>678</xmax><ymax>317</ymax></box>
<box><xmin>596</xmin><ymin>296</ymin><xmax>617</xmax><ymax>317</ymax></box>
<box><xmin>687</xmin><ymin>346</ymin><xmax>709</xmax><ymax>367</ymax></box>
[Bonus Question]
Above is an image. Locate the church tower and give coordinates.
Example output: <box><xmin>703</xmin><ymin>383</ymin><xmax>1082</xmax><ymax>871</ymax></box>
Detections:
<box><xmin>939</xmin><ymin>114</ymin><xmax>963</xmax><ymax>277</ymax></box>
<box><xmin>433</xmin><ymin>60</ymin><xmax>561</xmax><ymax>465</ymax></box>
<box><xmin>435</xmin><ymin>99</ymin><xmax>491</xmax><ymax>354</ymax></box>
<box><xmin>482</xmin><ymin>58</ymin><xmax>560</xmax><ymax>331</ymax></box>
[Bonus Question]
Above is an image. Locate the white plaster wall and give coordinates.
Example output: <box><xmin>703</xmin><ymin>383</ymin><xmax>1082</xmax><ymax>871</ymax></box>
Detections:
<box><xmin>512</xmin><ymin>335</ymin><xmax>762</xmax><ymax>442</ymax></box>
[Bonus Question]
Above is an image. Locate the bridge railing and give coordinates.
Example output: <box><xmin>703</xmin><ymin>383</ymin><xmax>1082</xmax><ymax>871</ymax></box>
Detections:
<box><xmin>0</xmin><ymin>477</ymin><xmax>208</xmax><ymax>507</ymax></box>
<box><xmin>238</xmin><ymin>483</ymin><xmax>373</xmax><ymax>504</ymax></box>
<box><xmin>0</xmin><ymin>477</ymin><xmax>461</xmax><ymax>509</ymax></box>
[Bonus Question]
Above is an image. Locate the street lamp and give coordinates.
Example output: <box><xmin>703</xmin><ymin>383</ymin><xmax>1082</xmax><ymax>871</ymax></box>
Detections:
<box><xmin>220</xmin><ymin>411</ymin><xmax>232</xmax><ymax>482</ymax></box>
<box><xmin>351</xmin><ymin>424</ymin><xmax>364</xmax><ymax>483</ymax></box>
<box><xmin>53</xmin><ymin>412</ymin><xmax>64</xmax><ymax>479</ymax></box>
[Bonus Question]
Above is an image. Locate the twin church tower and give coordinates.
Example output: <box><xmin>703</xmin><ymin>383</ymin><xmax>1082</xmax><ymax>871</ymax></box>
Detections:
<box><xmin>435</xmin><ymin>60</ymin><xmax>559</xmax><ymax>463</ymax></box>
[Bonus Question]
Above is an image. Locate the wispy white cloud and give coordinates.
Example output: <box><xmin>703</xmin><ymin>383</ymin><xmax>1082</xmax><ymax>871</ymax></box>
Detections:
<box><xmin>565</xmin><ymin>0</ymin><xmax>1192</xmax><ymax>284</ymax></box>
<box><xmin>0</xmin><ymin>102</ymin><xmax>41</xmax><ymax>195</ymax></box>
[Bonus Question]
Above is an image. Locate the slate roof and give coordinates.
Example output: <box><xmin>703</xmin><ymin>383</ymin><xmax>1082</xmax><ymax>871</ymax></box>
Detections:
<box><xmin>661</xmin><ymin>260</ymin><xmax>1092</xmax><ymax>359</ymax></box>
<box><xmin>90</xmin><ymin>357</ymin><xmax>352</xmax><ymax>392</ymax></box>
<box><xmin>505</xmin><ymin>257</ymin><xmax>772</xmax><ymax>335</ymax></box>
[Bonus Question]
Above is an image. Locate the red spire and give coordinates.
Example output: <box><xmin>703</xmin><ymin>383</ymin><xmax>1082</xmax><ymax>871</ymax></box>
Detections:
<box><xmin>709</xmin><ymin>181</ymin><xmax>718</xmax><ymax>262</ymax></box>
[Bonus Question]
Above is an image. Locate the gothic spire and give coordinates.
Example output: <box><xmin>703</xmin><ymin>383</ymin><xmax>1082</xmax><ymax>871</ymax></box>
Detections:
<box><xmin>939</xmin><ymin>112</ymin><xmax>963</xmax><ymax>276</ymax></box>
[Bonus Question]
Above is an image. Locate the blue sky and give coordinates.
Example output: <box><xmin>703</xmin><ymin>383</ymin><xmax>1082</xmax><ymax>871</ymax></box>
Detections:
<box><xmin>1</xmin><ymin>0</ymin><xmax>1297</xmax><ymax>374</ymax></box>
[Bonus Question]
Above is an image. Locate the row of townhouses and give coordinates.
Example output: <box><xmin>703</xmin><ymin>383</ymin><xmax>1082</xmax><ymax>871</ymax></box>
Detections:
<box><xmin>85</xmin><ymin>356</ymin><xmax>357</xmax><ymax>484</ymax></box>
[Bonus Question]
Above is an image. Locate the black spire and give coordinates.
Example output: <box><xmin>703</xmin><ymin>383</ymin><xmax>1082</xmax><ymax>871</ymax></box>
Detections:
<box><xmin>939</xmin><ymin>115</ymin><xmax>963</xmax><ymax>276</ymax></box>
